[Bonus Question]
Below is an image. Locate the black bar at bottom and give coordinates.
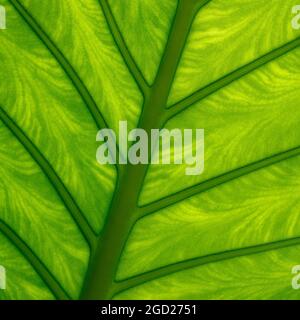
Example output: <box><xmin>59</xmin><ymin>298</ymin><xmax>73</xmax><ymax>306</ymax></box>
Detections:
<box><xmin>0</xmin><ymin>300</ymin><xmax>296</xmax><ymax>318</ymax></box>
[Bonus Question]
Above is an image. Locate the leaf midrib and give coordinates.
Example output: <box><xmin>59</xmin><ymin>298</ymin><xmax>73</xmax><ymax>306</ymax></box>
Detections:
<box><xmin>81</xmin><ymin>0</ymin><xmax>210</xmax><ymax>300</ymax></box>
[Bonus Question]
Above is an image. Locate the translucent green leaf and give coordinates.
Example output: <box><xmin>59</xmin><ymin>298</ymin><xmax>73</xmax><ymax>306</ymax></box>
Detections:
<box><xmin>1</xmin><ymin>0</ymin><xmax>300</xmax><ymax>300</ymax></box>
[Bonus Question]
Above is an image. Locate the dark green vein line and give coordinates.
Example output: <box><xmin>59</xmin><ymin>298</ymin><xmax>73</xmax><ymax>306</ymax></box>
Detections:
<box><xmin>98</xmin><ymin>0</ymin><xmax>149</xmax><ymax>95</ymax></box>
<box><xmin>114</xmin><ymin>236</ymin><xmax>300</xmax><ymax>295</ymax></box>
<box><xmin>164</xmin><ymin>37</ymin><xmax>300</xmax><ymax>121</ymax></box>
<box><xmin>9</xmin><ymin>0</ymin><xmax>109</xmax><ymax>131</ymax></box>
<box><xmin>0</xmin><ymin>220</ymin><xmax>69</xmax><ymax>300</ymax></box>
<box><xmin>81</xmin><ymin>0</ymin><xmax>206</xmax><ymax>300</ymax></box>
<box><xmin>0</xmin><ymin>106</ymin><xmax>97</xmax><ymax>250</ymax></box>
<box><xmin>10</xmin><ymin>0</ymin><xmax>120</xmax><ymax>172</ymax></box>
<box><xmin>139</xmin><ymin>145</ymin><xmax>300</xmax><ymax>217</ymax></box>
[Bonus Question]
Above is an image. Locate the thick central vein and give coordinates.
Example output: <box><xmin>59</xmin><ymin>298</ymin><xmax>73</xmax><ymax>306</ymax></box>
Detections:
<box><xmin>80</xmin><ymin>0</ymin><xmax>209</xmax><ymax>300</ymax></box>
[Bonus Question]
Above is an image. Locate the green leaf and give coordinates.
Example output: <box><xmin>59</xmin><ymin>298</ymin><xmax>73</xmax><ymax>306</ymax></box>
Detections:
<box><xmin>0</xmin><ymin>0</ymin><xmax>300</xmax><ymax>300</ymax></box>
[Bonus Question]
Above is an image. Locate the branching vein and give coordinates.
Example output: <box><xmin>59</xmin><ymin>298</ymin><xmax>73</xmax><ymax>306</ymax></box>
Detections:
<box><xmin>0</xmin><ymin>220</ymin><xmax>70</xmax><ymax>300</ymax></box>
<box><xmin>139</xmin><ymin>145</ymin><xmax>300</xmax><ymax>217</ymax></box>
<box><xmin>0</xmin><ymin>106</ymin><xmax>97</xmax><ymax>250</ymax></box>
<box><xmin>164</xmin><ymin>37</ymin><xmax>300</xmax><ymax>122</ymax></box>
<box><xmin>98</xmin><ymin>0</ymin><xmax>150</xmax><ymax>96</ymax></box>
<box><xmin>9</xmin><ymin>0</ymin><xmax>109</xmax><ymax>131</ymax></box>
<box><xmin>115</xmin><ymin>236</ymin><xmax>300</xmax><ymax>296</ymax></box>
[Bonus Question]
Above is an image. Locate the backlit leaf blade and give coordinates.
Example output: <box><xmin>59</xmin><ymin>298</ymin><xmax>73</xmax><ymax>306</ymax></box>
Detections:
<box><xmin>0</xmin><ymin>0</ymin><xmax>300</xmax><ymax>300</ymax></box>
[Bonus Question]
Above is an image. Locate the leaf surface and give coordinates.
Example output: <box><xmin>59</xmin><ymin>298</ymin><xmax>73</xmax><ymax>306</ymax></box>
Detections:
<box><xmin>1</xmin><ymin>0</ymin><xmax>300</xmax><ymax>300</ymax></box>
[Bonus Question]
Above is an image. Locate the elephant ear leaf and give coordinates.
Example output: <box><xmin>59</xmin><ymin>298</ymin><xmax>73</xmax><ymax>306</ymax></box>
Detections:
<box><xmin>0</xmin><ymin>0</ymin><xmax>300</xmax><ymax>300</ymax></box>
